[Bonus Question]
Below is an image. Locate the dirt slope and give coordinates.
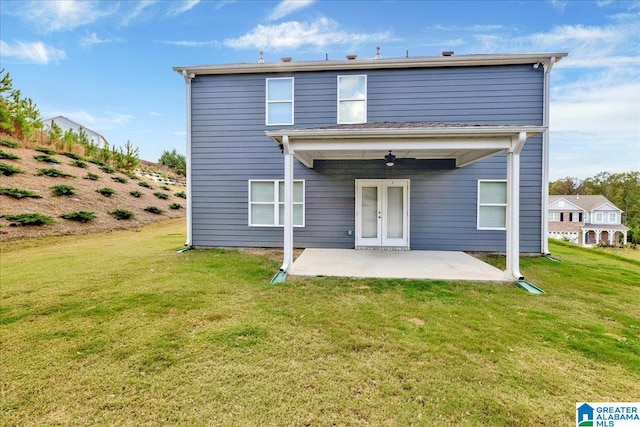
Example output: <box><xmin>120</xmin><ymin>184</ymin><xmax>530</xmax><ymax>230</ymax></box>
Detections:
<box><xmin>1</xmin><ymin>141</ymin><xmax>186</xmax><ymax>243</ymax></box>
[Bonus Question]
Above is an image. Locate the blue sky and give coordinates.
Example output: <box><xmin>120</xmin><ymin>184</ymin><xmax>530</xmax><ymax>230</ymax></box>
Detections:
<box><xmin>1</xmin><ymin>0</ymin><xmax>638</xmax><ymax>180</ymax></box>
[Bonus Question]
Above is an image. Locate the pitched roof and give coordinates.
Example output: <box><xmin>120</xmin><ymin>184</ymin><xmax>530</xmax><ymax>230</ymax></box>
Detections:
<box><xmin>549</xmin><ymin>195</ymin><xmax>621</xmax><ymax>212</ymax></box>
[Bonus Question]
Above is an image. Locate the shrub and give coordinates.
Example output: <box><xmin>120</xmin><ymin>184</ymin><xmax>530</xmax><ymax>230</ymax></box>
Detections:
<box><xmin>169</xmin><ymin>202</ymin><xmax>182</xmax><ymax>210</ymax></box>
<box><xmin>3</xmin><ymin>213</ymin><xmax>54</xmax><ymax>226</ymax></box>
<box><xmin>126</xmin><ymin>172</ymin><xmax>138</xmax><ymax>180</ymax></box>
<box><xmin>0</xmin><ymin>149</ymin><xmax>20</xmax><ymax>160</ymax></box>
<box><xmin>35</xmin><ymin>146</ymin><xmax>56</xmax><ymax>155</ymax></box>
<box><xmin>0</xmin><ymin>163</ymin><xmax>24</xmax><ymax>176</ymax></box>
<box><xmin>0</xmin><ymin>187</ymin><xmax>41</xmax><ymax>199</ymax></box>
<box><xmin>84</xmin><ymin>172</ymin><xmax>100</xmax><ymax>180</ymax></box>
<box><xmin>62</xmin><ymin>152</ymin><xmax>84</xmax><ymax>161</ymax></box>
<box><xmin>161</xmin><ymin>185</ymin><xmax>171</xmax><ymax>191</ymax></box>
<box><xmin>88</xmin><ymin>158</ymin><xmax>105</xmax><ymax>166</ymax></box>
<box><xmin>111</xmin><ymin>176</ymin><xmax>128</xmax><ymax>184</ymax></box>
<box><xmin>50</xmin><ymin>184</ymin><xmax>76</xmax><ymax>196</ymax></box>
<box><xmin>174</xmin><ymin>191</ymin><xmax>186</xmax><ymax>199</ymax></box>
<box><xmin>60</xmin><ymin>211</ymin><xmax>96</xmax><ymax>223</ymax></box>
<box><xmin>37</xmin><ymin>168</ymin><xmax>75</xmax><ymax>178</ymax></box>
<box><xmin>144</xmin><ymin>206</ymin><xmax>164</xmax><ymax>214</ymax></box>
<box><xmin>138</xmin><ymin>181</ymin><xmax>152</xmax><ymax>189</ymax></box>
<box><xmin>130</xmin><ymin>190</ymin><xmax>143</xmax><ymax>198</ymax></box>
<box><xmin>100</xmin><ymin>165</ymin><xmax>115</xmax><ymax>174</ymax></box>
<box><xmin>109</xmin><ymin>209</ymin><xmax>134</xmax><ymax>220</ymax></box>
<box><xmin>33</xmin><ymin>154</ymin><xmax>59</xmax><ymax>163</ymax></box>
<box><xmin>96</xmin><ymin>187</ymin><xmax>116</xmax><ymax>197</ymax></box>
<box><xmin>70</xmin><ymin>159</ymin><xmax>88</xmax><ymax>168</ymax></box>
<box><xmin>153</xmin><ymin>192</ymin><xmax>169</xmax><ymax>200</ymax></box>
<box><xmin>0</xmin><ymin>139</ymin><xmax>19</xmax><ymax>148</ymax></box>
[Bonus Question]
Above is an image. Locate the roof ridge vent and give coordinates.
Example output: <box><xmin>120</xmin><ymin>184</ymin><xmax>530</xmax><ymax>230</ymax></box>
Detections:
<box><xmin>346</xmin><ymin>54</ymin><xmax>357</xmax><ymax>60</ymax></box>
<box><xmin>281</xmin><ymin>57</ymin><xmax>292</xmax><ymax>62</ymax></box>
<box><xmin>441</xmin><ymin>51</ymin><xmax>454</xmax><ymax>57</ymax></box>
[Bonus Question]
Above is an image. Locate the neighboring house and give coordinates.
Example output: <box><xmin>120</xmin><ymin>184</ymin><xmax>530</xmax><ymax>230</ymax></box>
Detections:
<box><xmin>174</xmin><ymin>51</ymin><xmax>567</xmax><ymax>280</ymax></box>
<box><xmin>548</xmin><ymin>195</ymin><xmax>628</xmax><ymax>245</ymax></box>
<box><xmin>43</xmin><ymin>115</ymin><xmax>107</xmax><ymax>148</ymax></box>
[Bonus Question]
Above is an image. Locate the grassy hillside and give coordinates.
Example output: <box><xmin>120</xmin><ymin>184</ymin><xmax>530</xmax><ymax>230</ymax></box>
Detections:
<box><xmin>1</xmin><ymin>225</ymin><xmax>638</xmax><ymax>426</ymax></box>
<box><xmin>0</xmin><ymin>135</ymin><xmax>185</xmax><ymax>242</ymax></box>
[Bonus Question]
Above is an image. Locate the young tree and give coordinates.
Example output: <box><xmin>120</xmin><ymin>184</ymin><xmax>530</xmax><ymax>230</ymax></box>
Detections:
<box><xmin>158</xmin><ymin>149</ymin><xmax>186</xmax><ymax>175</ymax></box>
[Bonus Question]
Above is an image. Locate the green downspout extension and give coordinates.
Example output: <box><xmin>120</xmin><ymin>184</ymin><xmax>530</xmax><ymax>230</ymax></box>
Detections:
<box><xmin>515</xmin><ymin>279</ymin><xmax>545</xmax><ymax>294</ymax></box>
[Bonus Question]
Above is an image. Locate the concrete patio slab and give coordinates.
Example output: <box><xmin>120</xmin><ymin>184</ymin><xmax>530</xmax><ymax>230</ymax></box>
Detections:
<box><xmin>292</xmin><ymin>249</ymin><xmax>510</xmax><ymax>282</ymax></box>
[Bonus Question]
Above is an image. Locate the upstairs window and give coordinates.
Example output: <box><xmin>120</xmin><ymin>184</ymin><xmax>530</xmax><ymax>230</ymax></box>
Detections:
<box><xmin>594</xmin><ymin>212</ymin><xmax>604</xmax><ymax>223</ymax></box>
<box><xmin>338</xmin><ymin>75</ymin><xmax>366</xmax><ymax>124</ymax></box>
<box><xmin>477</xmin><ymin>180</ymin><xmax>507</xmax><ymax>230</ymax></box>
<box><xmin>608</xmin><ymin>212</ymin><xmax>617</xmax><ymax>223</ymax></box>
<box><xmin>266</xmin><ymin>78</ymin><xmax>294</xmax><ymax>125</ymax></box>
<box><xmin>549</xmin><ymin>212</ymin><xmax>560</xmax><ymax>222</ymax></box>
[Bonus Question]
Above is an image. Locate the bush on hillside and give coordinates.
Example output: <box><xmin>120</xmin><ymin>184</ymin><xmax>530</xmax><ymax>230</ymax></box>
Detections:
<box><xmin>84</xmin><ymin>172</ymin><xmax>100</xmax><ymax>180</ymax></box>
<box><xmin>0</xmin><ymin>149</ymin><xmax>20</xmax><ymax>160</ymax></box>
<box><xmin>62</xmin><ymin>152</ymin><xmax>84</xmax><ymax>161</ymax></box>
<box><xmin>0</xmin><ymin>187</ymin><xmax>41</xmax><ymax>199</ymax></box>
<box><xmin>169</xmin><ymin>202</ymin><xmax>182</xmax><ymax>210</ymax></box>
<box><xmin>100</xmin><ymin>165</ymin><xmax>115</xmax><ymax>174</ymax></box>
<box><xmin>33</xmin><ymin>154</ymin><xmax>59</xmax><ymax>163</ymax></box>
<box><xmin>50</xmin><ymin>184</ymin><xmax>76</xmax><ymax>196</ymax></box>
<box><xmin>70</xmin><ymin>159</ymin><xmax>88</xmax><ymax>168</ymax></box>
<box><xmin>153</xmin><ymin>192</ymin><xmax>169</xmax><ymax>200</ymax></box>
<box><xmin>144</xmin><ymin>206</ymin><xmax>164</xmax><ymax>214</ymax></box>
<box><xmin>60</xmin><ymin>211</ymin><xmax>96</xmax><ymax>223</ymax></box>
<box><xmin>96</xmin><ymin>187</ymin><xmax>116</xmax><ymax>197</ymax></box>
<box><xmin>0</xmin><ymin>139</ymin><xmax>19</xmax><ymax>148</ymax></box>
<box><xmin>138</xmin><ymin>181</ymin><xmax>152</xmax><ymax>189</ymax></box>
<box><xmin>37</xmin><ymin>168</ymin><xmax>75</xmax><ymax>178</ymax></box>
<box><xmin>111</xmin><ymin>176</ymin><xmax>128</xmax><ymax>184</ymax></box>
<box><xmin>3</xmin><ymin>213</ymin><xmax>54</xmax><ymax>226</ymax></box>
<box><xmin>130</xmin><ymin>190</ymin><xmax>143</xmax><ymax>198</ymax></box>
<box><xmin>109</xmin><ymin>209</ymin><xmax>134</xmax><ymax>220</ymax></box>
<box><xmin>174</xmin><ymin>191</ymin><xmax>186</xmax><ymax>199</ymax></box>
<box><xmin>0</xmin><ymin>163</ymin><xmax>24</xmax><ymax>176</ymax></box>
<box><xmin>35</xmin><ymin>146</ymin><xmax>56</xmax><ymax>155</ymax></box>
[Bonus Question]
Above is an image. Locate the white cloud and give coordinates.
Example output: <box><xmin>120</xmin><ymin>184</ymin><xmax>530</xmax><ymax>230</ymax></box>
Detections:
<box><xmin>268</xmin><ymin>0</ymin><xmax>315</xmax><ymax>21</ymax></box>
<box><xmin>0</xmin><ymin>40</ymin><xmax>66</xmax><ymax>64</ymax></box>
<box><xmin>22</xmin><ymin>0</ymin><xmax>117</xmax><ymax>33</ymax></box>
<box><xmin>224</xmin><ymin>17</ymin><xmax>392</xmax><ymax>51</ymax></box>
<box><xmin>122</xmin><ymin>0</ymin><xmax>157</xmax><ymax>26</ymax></box>
<box><xmin>80</xmin><ymin>32</ymin><xmax>125</xmax><ymax>47</ymax></box>
<box><xmin>169</xmin><ymin>0</ymin><xmax>201</xmax><ymax>15</ymax></box>
<box><xmin>161</xmin><ymin>39</ymin><xmax>221</xmax><ymax>48</ymax></box>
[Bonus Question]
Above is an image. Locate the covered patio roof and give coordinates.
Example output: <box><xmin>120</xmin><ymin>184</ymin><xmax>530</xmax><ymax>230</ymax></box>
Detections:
<box><xmin>265</xmin><ymin>122</ymin><xmax>545</xmax><ymax>168</ymax></box>
<box><xmin>265</xmin><ymin>121</ymin><xmax>545</xmax><ymax>281</ymax></box>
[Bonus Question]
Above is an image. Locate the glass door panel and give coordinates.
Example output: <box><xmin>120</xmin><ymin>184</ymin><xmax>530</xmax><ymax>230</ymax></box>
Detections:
<box><xmin>361</xmin><ymin>186</ymin><xmax>379</xmax><ymax>238</ymax></box>
<box><xmin>386</xmin><ymin>186</ymin><xmax>404</xmax><ymax>239</ymax></box>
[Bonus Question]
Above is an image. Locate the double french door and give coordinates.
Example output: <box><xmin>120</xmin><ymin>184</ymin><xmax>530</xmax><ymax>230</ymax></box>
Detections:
<box><xmin>355</xmin><ymin>179</ymin><xmax>409</xmax><ymax>248</ymax></box>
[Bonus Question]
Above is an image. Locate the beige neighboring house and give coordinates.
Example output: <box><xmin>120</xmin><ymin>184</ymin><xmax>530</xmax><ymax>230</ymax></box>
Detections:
<box><xmin>548</xmin><ymin>195</ymin><xmax>628</xmax><ymax>245</ymax></box>
<box><xmin>44</xmin><ymin>116</ymin><xmax>107</xmax><ymax>148</ymax></box>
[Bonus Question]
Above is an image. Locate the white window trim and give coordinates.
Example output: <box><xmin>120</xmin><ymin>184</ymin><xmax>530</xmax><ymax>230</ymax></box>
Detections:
<box><xmin>477</xmin><ymin>179</ymin><xmax>507</xmax><ymax>231</ymax></box>
<box><xmin>266</xmin><ymin>77</ymin><xmax>294</xmax><ymax>126</ymax></box>
<box><xmin>594</xmin><ymin>212</ymin><xmax>604</xmax><ymax>223</ymax></box>
<box><xmin>608</xmin><ymin>212</ymin><xmax>617</xmax><ymax>223</ymax></box>
<box><xmin>248</xmin><ymin>180</ymin><xmax>305</xmax><ymax>227</ymax></box>
<box><xmin>549</xmin><ymin>212</ymin><xmax>560</xmax><ymax>222</ymax></box>
<box><xmin>337</xmin><ymin>75</ymin><xmax>367</xmax><ymax>124</ymax></box>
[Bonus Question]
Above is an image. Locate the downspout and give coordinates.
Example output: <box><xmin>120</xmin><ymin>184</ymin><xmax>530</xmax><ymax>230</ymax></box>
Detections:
<box><xmin>182</xmin><ymin>70</ymin><xmax>194</xmax><ymax>247</ymax></box>
<box><xmin>541</xmin><ymin>57</ymin><xmax>556</xmax><ymax>255</ymax></box>
<box><xmin>271</xmin><ymin>135</ymin><xmax>294</xmax><ymax>283</ymax></box>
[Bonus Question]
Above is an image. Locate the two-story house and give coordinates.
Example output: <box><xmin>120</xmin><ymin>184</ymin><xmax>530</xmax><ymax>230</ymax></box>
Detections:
<box><xmin>174</xmin><ymin>51</ymin><xmax>567</xmax><ymax>280</ymax></box>
<box><xmin>548</xmin><ymin>195</ymin><xmax>628</xmax><ymax>245</ymax></box>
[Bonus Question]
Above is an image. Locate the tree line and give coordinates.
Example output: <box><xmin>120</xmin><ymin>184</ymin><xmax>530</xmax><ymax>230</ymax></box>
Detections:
<box><xmin>550</xmin><ymin>171</ymin><xmax>640</xmax><ymax>243</ymax></box>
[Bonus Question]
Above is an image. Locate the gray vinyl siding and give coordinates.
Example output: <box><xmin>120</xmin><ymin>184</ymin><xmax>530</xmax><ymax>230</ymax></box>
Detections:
<box><xmin>190</xmin><ymin>64</ymin><xmax>544</xmax><ymax>252</ymax></box>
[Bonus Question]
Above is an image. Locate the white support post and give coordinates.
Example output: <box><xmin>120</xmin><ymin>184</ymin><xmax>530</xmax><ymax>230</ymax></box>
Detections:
<box><xmin>282</xmin><ymin>135</ymin><xmax>294</xmax><ymax>274</ymax></box>
<box><xmin>506</xmin><ymin>132</ymin><xmax>526</xmax><ymax>280</ymax></box>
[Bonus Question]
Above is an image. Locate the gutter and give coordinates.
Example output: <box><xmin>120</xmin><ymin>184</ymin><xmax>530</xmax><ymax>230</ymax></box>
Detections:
<box><xmin>182</xmin><ymin>70</ymin><xmax>194</xmax><ymax>247</ymax></box>
<box><xmin>541</xmin><ymin>56</ymin><xmax>557</xmax><ymax>255</ymax></box>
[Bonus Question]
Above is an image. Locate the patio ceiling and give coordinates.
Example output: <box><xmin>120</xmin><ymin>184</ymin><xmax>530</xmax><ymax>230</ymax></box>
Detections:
<box><xmin>265</xmin><ymin>122</ymin><xmax>545</xmax><ymax>168</ymax></box>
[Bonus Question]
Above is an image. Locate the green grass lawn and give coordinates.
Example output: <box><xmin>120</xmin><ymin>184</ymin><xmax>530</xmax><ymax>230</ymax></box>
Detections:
<box><xmin>1</xmin><ymin>219</ymin><xmax>639</xmax><ymax>426</ymax></box>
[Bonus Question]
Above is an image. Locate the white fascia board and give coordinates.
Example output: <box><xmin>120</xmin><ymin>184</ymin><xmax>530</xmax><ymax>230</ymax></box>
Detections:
<box><xmin>288</xmin><ymin>138</ymin><xmax>514</xmax><ymax>152</ymax></box>
<box><xmin>174</xmin><ymin>53</ymin><xmax>567</xmax><ymax>76</ymax></box>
